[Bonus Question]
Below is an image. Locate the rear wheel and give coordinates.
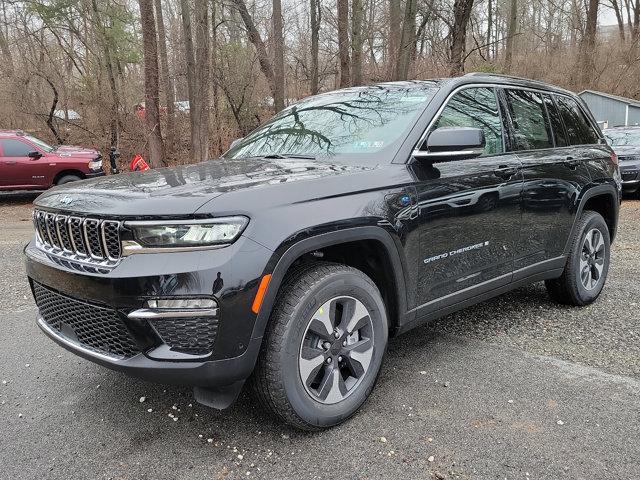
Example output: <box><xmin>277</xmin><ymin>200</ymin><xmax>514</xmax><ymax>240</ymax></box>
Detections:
<box><xmin>252</xmin><ymin>262</ymin><xmax>388</xmax><ymax>430</ymax></box>
<box><xmin>56</xmin><ymin>174</ymin><xmax>82</xmax><ymax>185</ymax></box>
<box><xmin>545</xmin><ymin>211</ymin><xmax>610</xmax><ymax>306</ymax></box>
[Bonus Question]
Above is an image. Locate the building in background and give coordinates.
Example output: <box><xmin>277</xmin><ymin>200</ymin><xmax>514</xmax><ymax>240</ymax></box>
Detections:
<box><xmin>579</xmin><ymin>90</ymin><xmax>640</xmax><ymax>129</ymax></box>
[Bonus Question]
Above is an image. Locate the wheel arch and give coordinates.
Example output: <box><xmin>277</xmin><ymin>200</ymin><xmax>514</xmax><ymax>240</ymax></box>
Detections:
<box><xmin>565</xmin><ymin>184</ymin><xmax>619</xmax><ymax>256</ymax></box>
<box><xmin>250</xmin><ymin>226</ymin><xmax>410</xmax><ymax>341</ymax></box>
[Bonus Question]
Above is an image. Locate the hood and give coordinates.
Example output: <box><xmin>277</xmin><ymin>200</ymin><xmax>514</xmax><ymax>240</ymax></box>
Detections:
<box><xmin>54</xmin><ymin>145</ymin><xmax>100</xmax><ymax>158</ymax></box>
<box><xmin>610</xmin><ymin>145</ymin><xmax>640</xmax><ymax>158</ymax></box>
<box><xmin>34</xmin><ymin>157</ymin><xmax>373</xmax><ymax>217</ymax></box>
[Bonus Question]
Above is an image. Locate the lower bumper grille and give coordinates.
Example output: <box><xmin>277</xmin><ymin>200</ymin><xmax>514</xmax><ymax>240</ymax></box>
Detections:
<box><xmin>33</xmin><ymin>282</ymin><xmax>140</xmax><ymax>359</ymax></box>
<box><xmin>149</xmin><ymin>317</ymin><xmax>218</xmax><ymax>355</ymax></box>
<box><xmin>621</xmin><ymin>170</ymin><xmax>638</xmax><ymax>182</ymax></box>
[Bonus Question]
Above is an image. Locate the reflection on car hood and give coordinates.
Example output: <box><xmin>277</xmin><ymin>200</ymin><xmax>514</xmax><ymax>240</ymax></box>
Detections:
<box><xmin>34</xmin><ymin>157</ymin><xmax>372</xmax><ymax>216</ymax></box>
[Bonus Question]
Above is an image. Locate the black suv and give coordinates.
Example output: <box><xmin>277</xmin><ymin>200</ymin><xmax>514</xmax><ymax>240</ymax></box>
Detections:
<box><xmin>25</xmin><ymin>74</ymin><xmax>621</xmax><ymax>430</ymax></box>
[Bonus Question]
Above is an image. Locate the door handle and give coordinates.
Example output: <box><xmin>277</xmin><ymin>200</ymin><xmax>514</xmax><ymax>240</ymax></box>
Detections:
<box><xmin>563</xmin><ymin>156</ymin><xmax>580</xmax><ymax>168</ymax></box>
<box><xmin>494</xmin><ymin>166</ymin><xmax>518</xmax><ymax>178</ymax></box>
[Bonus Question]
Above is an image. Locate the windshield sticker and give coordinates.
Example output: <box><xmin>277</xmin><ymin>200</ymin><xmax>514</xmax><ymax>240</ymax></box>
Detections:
<box><xmin>423</xmin><ymin>241</ymin><xmax>490</xmax><ymax>264</ymax></box>
<box><xmin>353</xmin><ymin>141</ymin><xmax>384</xmax><ymax>149</ymax></box>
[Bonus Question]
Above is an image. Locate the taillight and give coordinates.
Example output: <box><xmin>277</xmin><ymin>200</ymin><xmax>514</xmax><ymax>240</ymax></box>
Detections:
<box><xmin>610</xmin><ymin>151</ymin><xmax>618</xmax><ymax>165</ymax></box>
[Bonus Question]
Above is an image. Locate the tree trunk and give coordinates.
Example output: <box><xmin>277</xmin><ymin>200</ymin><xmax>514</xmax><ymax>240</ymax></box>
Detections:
<box><xmin>351</xmin><ymin>0</ymin><xmax>364</xmax><ymax>85</ymax></box>
<box><xmin>337</xmin><ymin>0</ymin><xmax>350</xmax><ymax>87</ymax></box>
<box><xmin>448</xmin><ymin>0</ymin><xmax>474</xmax><ymax>76</ymax></box>
<box><xmin>396</xmin><ymin>0</ymin><xmax>417</xmax><ymax>80</ymax></box>
<box><xmin>138</xmin><ymin>0</ymin><xmax>164</xmax><ymax>167</ymax></box>
<box><xmin>212</xmin><ymin>0</ymin><xmax>222</xmax><ymax>155</ymax></box>
<box><xmin>231</xmin><ymin>0</ymin><xmax>279</xmax><ymax>112</ymax></box>
<box><xmin>388</xmin><ymin>0</ymin><xmax>401</xmax><ymax>80</ymax></box>
<box><xmin>579</xmin><ymin>0</ymin><xmax>599</xmax><ymax>87</ymax></box>
<box><xmin>310</xmin><ymin>0</ymin><xmax>321</xmax><ymax>94</ymax></box>
<box><xmin>272</xmin><ymin>0</ymin><xmax>285</xmax><ymax>111</ymax></box>
<box><xmin>179</xmin><ymin>0</ymin><xmax>197</xmax><ymax>161</ymax></box>
<box><xmin>154</xmin><ymin>0</ymin><xmax>175</xmax><ymax>157</ymax></box>
<box><xmin>610</xmin><ymin>0</ymin><xmax>625</xmax><ymax>42</ymax></box>
<box><xmin>486</xmin><ymin>0</ymin><xmax>492</xmax><ymax>59</ymax></box>
<box><xmin>193</xmin><ymin>0</ymin><xmax>210</xmax><ymax>161</ymax></box>
<box><xmin>504</xmin><ymin>0</ymin><xmax>517</xmax><ymax>71</ymax></box>
<box><xmin>0</xmin><ymin>25</ymin><xmax>13</xmax><ymax>76</ymax></box>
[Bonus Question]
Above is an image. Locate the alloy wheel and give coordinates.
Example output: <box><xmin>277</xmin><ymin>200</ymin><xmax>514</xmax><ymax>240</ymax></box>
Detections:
<box><xmin>579</xmin><ymin>228</ymin><xmax>606</xmax><ymax>291</ymax></box>
<box><xmin>298</xmin><ymin>296</ymin><xmax>374</xmax><ymax>405</ymax></box>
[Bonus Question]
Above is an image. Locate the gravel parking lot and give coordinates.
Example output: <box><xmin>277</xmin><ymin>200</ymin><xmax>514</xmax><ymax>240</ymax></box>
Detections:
<box><xmin>1</xmin><ymin>194</ymin><xmax>639</xmax><ymax>479</ymax></box>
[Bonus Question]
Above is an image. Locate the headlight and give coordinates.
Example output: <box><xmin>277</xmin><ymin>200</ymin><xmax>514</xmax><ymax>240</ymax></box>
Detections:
<box><xmin>88</xmin><ymin>158</ymin><xmax>103</xmax><ymax>170</ymax></box>
<box><xmin>126</xmin><ymin>216</ymin><xmax>248</xmax><ymax>249</ymax></box>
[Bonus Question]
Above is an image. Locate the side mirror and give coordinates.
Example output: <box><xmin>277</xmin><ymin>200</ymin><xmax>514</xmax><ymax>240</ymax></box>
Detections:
<box><xmin>229</xmin><ymin>137</ymin><xmax>244</xmax><ymax>150</ymax></box>
<box><xmin>413</xmin><ymin>127</ymin><xmax>485</xmax><ymax>162</ymax></box>
<box><xmin>27</xmin><ymin>151</ymin><xmax>43</xmax><ymax>160</ymax></box>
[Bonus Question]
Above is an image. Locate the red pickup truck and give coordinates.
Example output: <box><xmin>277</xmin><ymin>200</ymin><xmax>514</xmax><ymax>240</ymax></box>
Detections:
<box><xmin>0</xmin><ymin>130</ymin><xmax>104</xmax><ymax>191</ymax></box>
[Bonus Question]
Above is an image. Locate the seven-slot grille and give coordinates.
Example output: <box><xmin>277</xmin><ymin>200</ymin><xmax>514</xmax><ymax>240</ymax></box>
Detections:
<box><xmin>33</xmin><ymin>210</ymin><xmax>121</xmax><ymax>263</ymax></box>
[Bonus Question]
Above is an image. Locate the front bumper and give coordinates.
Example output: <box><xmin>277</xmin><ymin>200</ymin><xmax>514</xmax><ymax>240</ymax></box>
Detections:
<box><xmin>620</xmin><ymin>163</ymin><xmax>640</xmax><ymax>191</ymax></box>
<box><xmin>86</xmin><ymin>170</ymin><xmax>106</xmax><ymax>179</ymax></box>
<box><xmin>25</xmin><ymin>235</ymin><xmax>273</xmax><ymax>387</ymax></box>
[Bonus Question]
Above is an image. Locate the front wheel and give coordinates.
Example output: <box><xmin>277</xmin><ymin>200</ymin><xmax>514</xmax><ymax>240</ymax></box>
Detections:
<box><xmin>56</xmin><ymin>174</ymin><xmax>82</xmax><ymax>185</ymax></box>
<box><xmin>252</xmin><ymin>262</ymin><xmax>388</xmax><ymax>430</ymax></box>
<box><xmin>545</xmin><ymin>211</ymin><xmax>611</xmax><ymax>306</ymax></box>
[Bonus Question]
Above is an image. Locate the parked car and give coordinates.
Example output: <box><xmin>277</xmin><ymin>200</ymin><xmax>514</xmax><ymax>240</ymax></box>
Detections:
<box><xmin>25</xmin><ymin>74</ymin><xmax>621</xmax><ymax>430</ymax></box>
<box><xmin>603</xmin><ymin>126</ymin><xmax>640</xmax><ymax>195</ymax></box>
<box><xmin>0</xmin><ymin>130</ymin><xmax>103</xmax><ymax>191</ymax></box>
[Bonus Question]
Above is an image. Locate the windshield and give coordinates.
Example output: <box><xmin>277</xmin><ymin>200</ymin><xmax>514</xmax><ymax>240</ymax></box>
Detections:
<box><xmin>604</xmin><ymin>129</ymin><xmax>640</xmax><ymax>146</ymax></box>
<box><xmin>26</xmin><ymin>135</ymin><xmax>55</xmax><ymax>152</ymax></box>
<box><xmin>224</xmin><ymin>83</ymin><xmax>440</xmax><ymax>160</ymax></box>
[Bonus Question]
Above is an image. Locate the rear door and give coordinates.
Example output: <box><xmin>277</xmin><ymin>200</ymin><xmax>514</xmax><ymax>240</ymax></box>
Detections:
<box><xmin>0</xmin><ymin>138</ymin><xmax>47</xmax><ymax>189</ymax></box>
<box><xmin>412</xmin><ymin>86</ymin><xmax>523</xmax><ymax>311</ymax></box>
<box><xmin>502</xmin><ymin>89</ymin><xmax>592</xmax><ymax>273</ymax></box>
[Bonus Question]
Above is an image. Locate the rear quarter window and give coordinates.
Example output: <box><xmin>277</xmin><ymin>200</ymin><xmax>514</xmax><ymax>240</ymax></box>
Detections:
<box><xmin>555</xmin><ymin>96</ymin><xmax>600</xmax><ymax>145</ymax></box>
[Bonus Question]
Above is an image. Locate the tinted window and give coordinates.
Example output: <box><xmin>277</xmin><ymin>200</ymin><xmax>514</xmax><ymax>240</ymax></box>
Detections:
<box><xmin>555</xmin><ymin>96</ymin><xmax>600</xmax><ymax>145</ymax></box>
<box><xmin>431</xmin><ymin>87</ymin><xmax>504</xmax><ymax>155</ymax></box>
<box><xmin>543</xmin><ymin>95</ymin><xmax>568</xmax><ymax>147</ymax></box>
<box><xmin>505</xmin><ymin>89</ymin><xmax>552</xmax><ymax>150</ymax></box>
<box><xmin>0</xmin><ymin>139</ymin><xmax>32</xmax><ymax>157</ymax></box>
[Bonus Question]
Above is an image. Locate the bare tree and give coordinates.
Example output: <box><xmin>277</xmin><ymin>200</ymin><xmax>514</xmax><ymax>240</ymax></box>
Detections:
<box><xmin>138</xmin><ymin>0</ymin><xmax>164</xmax><ymax>167</ymax></box>
<box><xmin>396</xmin><ymin>0</ymin><xmax>417</xmax><ymax>80</ymax></box>
<box><xmin>504</xmin><ymin>0</ymin><xmax>518</xmax><ymax>71</ymax></box>
<box><xmin>351</xmin><ymin>0</ymin><xmax>364</xmax><ymax>85</ymax></box>
<box><xmin>310</xmin><ymin>0</ymin><xmax>321</xmax><ymax>94</ymax></box>
<box><xmin>448</xmin><ymin>0</ymin><xmax>474</xmax><ymax>75</ymax></box>
<box><xmin>154</xmin><ymin>0</ymin><xmax>175</xmax><ymax>156</ymax></box>
<box><xmin>388</xmin><ymin>0</ymin><xmax>401</xmax><ymax>79</ymax></box>
<box><xmin>272</xmin><ymin>0</ymin><xmax>285</xmax><ymax>111</ymax></box>
<box><xmin>193</xmin><ymin>0</ymin><xmax>210</xmax><ymax>161</ymax></box>
<box><xmin>337</xmin><ymin>0</ymin><xmax>350</xmax><ymax>87</ymax></box>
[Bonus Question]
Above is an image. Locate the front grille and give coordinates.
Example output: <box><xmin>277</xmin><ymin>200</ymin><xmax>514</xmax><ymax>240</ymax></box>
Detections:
<box><xmin>33</xmin><ymin>282</ymin><xmax>140</xmax><ymax>359</ymax></box>
<box><xmin>33</xmin><ymin>210</ymin><xmax>121</xmax><ymax>264</ymax></box>
<box><xmin>621</xmin><ymin>169</ymin><xmax>638</xmax><ymax>181</ymax></box>
<box><xmin>150</xmin><ymin>317</ymin><xmax>219</xmax><ymax>355</ymax></box>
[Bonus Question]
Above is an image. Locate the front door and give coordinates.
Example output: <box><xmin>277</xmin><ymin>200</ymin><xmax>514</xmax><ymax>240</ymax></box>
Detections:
<box><xmin>412</xmin><ymin>86</ymin><xmax>523</xmax><ymax>312</ymax></box>
<box><xmin>0</xmin><ymin>138</ymin><xmax>46</xmax><ymax>188</ymax></box>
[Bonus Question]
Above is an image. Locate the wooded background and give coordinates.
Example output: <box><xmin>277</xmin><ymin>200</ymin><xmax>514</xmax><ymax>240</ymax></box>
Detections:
<box><xmin>0</xmin><ymin>0</ymin><xmax>637</xmax><ymax>167</ymax></box>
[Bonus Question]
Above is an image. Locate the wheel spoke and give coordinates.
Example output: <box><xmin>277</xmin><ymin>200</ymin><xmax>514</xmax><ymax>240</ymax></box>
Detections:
<box><xmin>345</xmin><ymin>337</ymin><xmax>373</xmax><ymax>374</ymax></box>
<box><xmin>317</xmin><ymin>366</ymin><xmax>347</xmax><ymax>403</ymax></box>
<box><xmin>345</xmin><ymin>299</ymin><xmax>370</xmax><ymax>334</ymax></box>
<box><xmin>299</xmin><ymin>347</ymin><xmax>325</xmax><ymax>385</ymax></box>
<box><xmin>580</xmin><ymin>264</ymin><xmax>591</xmax><ymax>287</ymax></box>
<box><xmin>307</xmin><ymin>302</ymin><xmax>334</xmax><ymax>340</ymax></box>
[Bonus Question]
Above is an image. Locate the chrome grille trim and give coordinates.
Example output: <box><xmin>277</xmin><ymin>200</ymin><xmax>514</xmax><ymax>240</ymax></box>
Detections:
<box><xmin>33</xmin><ymin>210</ymin><xmax>122</xmax><ymax>266</ymax></box>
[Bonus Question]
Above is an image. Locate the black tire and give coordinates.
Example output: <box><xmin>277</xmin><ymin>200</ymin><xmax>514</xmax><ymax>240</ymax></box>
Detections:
<box><xmin>56</xmin><ymin>174</ymin><xmax>82</xmax><ymax>185</ymax></box>
<box><xmin>545</xmin><ymin>211</ymin><xmax>610</xmax><ymax>306</ymax></box>
<box><xmin>252</xmin><ymin>261</ymin><xmax>388</xmax><ymax>430</ymax></box>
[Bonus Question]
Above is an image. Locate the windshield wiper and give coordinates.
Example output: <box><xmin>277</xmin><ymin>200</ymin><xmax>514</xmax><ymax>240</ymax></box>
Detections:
<box><xmin>261</xmin><ymin>153</ymin><xmax>316</xmax><ymax>160</ymax></box>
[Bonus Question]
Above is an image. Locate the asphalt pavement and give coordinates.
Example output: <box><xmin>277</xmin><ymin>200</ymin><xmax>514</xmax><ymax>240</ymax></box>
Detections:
<box><xmin>1</xmin><ymin>195</ymin><xmax>639</xmax><ymax>479</ymax></box>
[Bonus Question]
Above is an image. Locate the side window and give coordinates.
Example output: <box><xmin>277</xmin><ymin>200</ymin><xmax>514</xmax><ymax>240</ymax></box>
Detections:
<box><xmin>543</xmin><ymin>95</ymin><xmax>568</xmax><ymax>147</ymax></box>
<box><xmin>431</xmin><ymin>87</ymin><xmax>504</xmax><ymax>156</ymax></box>
<box><xmin>555</xmin><ymin>96</ymin><xmax>600</xmax><ymax>145</ymax></box>
<box><xmin>504</xmin><ymin>89</ymin><xmax>552</xmax><ymax>150</ymax></box>
<box><xmin>0</xmin><ymin>139</ymin><xmax>33</xmax><ymax>157</ymax></box>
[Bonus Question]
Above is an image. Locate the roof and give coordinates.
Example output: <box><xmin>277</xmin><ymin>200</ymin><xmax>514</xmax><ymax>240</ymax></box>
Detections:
<box><xmin>579</xmin><ymin>90</ymin><xmax>640</xmax><ymax>108</ymax></box>
<box><xmin>0</xmin><ymin>129</ymin><xmax>25</xmax><ymax>137</ymax></box>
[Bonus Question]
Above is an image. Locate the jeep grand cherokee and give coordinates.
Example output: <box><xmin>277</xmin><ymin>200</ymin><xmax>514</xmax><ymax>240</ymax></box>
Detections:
<box><xmin>25</xmin><ymin>74</ymin><xmax>621</xmax><ymax>430</ymax></box>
